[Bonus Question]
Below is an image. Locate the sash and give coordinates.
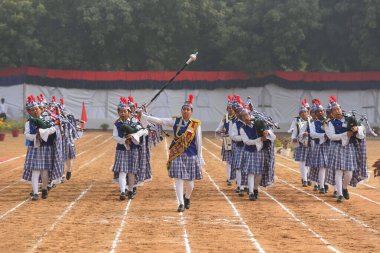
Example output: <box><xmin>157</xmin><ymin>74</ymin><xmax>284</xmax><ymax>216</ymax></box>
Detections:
<box><xmin>167</xmin><ymin>118</ymin><xmax>200</xmax><ymax>169</ymax></box>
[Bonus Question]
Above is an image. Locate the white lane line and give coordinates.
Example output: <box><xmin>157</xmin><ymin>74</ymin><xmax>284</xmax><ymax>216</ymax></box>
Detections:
<box><xmin>277</xmin><ymin>177</ymin><xmax>379</xmax><ymax>235</ymax></box>
<box><xmin>275</xmin><ymin>154</ymin><xmax>380</xmax><ymax>191</ymax></box>
<box><xmin>276</xmin><ymin>161</ymin><xmax>380</xmax><ymax>206</ymax></box>
<box><xmin>202</xmin><ymin>146</ymin><xmax>265</xmax><ymax>253</ymax></box>
<box><xmin>109</xmin><ymin>200</ymin><xmax>133</xmax><ymax>253</ymax></box>
<box><xmin>29</xmin><ymin>184</ymin><xmax>93</xmax><ymax>253</ymax></box>
<box><xmin>0</xmin><ymin>198</ymin><xmax>30</xmax><ymax>220</ymax></box>
<box><xmin>0</xmin><ymin>143</ymin><xmax>109</xmax><ymax>221</ymax></box>
<box><xmin>77</xmin><ymin>136</ymin><xmax>112</xmax><ymax>157</ymax></box>
<box><xmin>0</xmin><ymin>165</ymin><xmax>23</xmax><ymax>176</ymax></box>
<box><xmin>164</xmin><ymin>138</ymin><xmax>191</xmax><ymax>253</ymax></box>
<box><xmin>77</xmin><ymin>152</ymin><xmax>107</xmax><ymax>172</ymax></box>
<box><xmin>204</xmin><ymin>137</ymin><xmax>221</xmax><ymax>149</ymax></box>
<box><xmin>78</xmin><ymin>134</ymin><xmax>104</xmax><ymax>146</ymax></box>
<box><xmin>0</xmin><ymin>181</ymin><xmax>19</xmax><ymax>192</ymax></box>
<box><xmin>0</xmin><ymin>154</ymin><xmax>26</xmax><ymax>165</ymax></box>
<box><xmin>261</xmin><ymin>189</ymin><xmax>341</xmax><ymax>253</ymax></box>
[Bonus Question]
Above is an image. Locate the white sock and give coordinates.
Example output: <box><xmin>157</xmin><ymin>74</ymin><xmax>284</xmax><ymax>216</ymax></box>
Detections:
<box><xmin>31</xmin><ymin>170</ymin><xmax>41</xmax><ymax>194</ymax></box>
<box><xmin>127</xmin><ymin>173</ymin><xmax>135</xmax><ymax>191</ymax></box>
<box><xmin>65</xmin><ymin>159</ymin><xmax>73</xmax><ymax>172</ymax></box>
<box><xmin>318</xmin><ymin>168</ymin><xmax>326</xmax><ymax>188</ymax></box>
<box><xmin>184</xmin><ymin>180</ymin><xmax>194</xmax><ymax>199</ymax></box>
<box><xmin>236</xmin><ymin>170</ymin><xmax>242</xmax><ymax>188</ymax></box>
<box><xmin>226</xmin><ymin>163</ymin><xmax>231</xmax><ymax>181</ymax></box>
<box><xmin>41</xmin><ymin>170</ymin><xmax>48</xmax><ymax>190</ymax></box>
<box><xmin>175</xmin><ymin>179</ymin><xmax>184</xmax><ymax>205</ymax></box>
<box><xmin>254</xmin><ymin>175</ymin><xmax>262</xmax><ymax>190</ymax></box>
<box><xmin>119</xmin><ymin>172</ymin><xmax>127</xmax><ymax>193</ymax></box>
<box><xmin>248</xmin><ymin>174</ymin><xmax>255</xmax><ymax>194</ymax></box>
<box><xmin>343</xmin><ymin>171</ymin><xmax>353</xmax><ymax>190</ymax></box>
<box><xmin>335</xmin><ymin>170</ymin><xmax>343</xmax><ymax>196</ymax></box>
<box><xmin>299</xmin><ymin>161</ymin><xmax>308</xmax><ymax>181</ymax></box>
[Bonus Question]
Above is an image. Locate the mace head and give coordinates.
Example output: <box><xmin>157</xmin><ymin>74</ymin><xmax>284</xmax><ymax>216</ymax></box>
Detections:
<box><xmin>186</xmin><ymin>52</ymin><xmax>198</xmax><ymax>64</ymax></box>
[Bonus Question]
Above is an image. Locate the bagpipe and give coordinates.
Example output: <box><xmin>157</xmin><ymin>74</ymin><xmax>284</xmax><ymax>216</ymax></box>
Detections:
<box><xmin>343</xmin><ymin>110</ymin><xmax>378</xmax><ymax>137</ymax></box>
<box><xmin>120</xmin><ymin>121</ymin><xmax>139</xmax><ymax>137</ymax></box>
<box><xmin>247</xmin><ymin>103</ymin><xmax>280</xmax><ymax>130</ymax></box>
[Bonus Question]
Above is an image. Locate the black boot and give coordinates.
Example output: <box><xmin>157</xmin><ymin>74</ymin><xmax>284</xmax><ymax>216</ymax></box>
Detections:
<box><xmin>41</xmin><ymin>189</ymin><xmax>48</xmax><ymax>199</ymax></box>
<box><xmin>120</xmin><ymin>192</ymin><xmax>126</xmax><ymax>200</ymax></box>
<box><xmin>254</xmin><ymin>189</ymin><xmax>259</xmax><ymax>199</ymax></box>
<box><xmin>184</xmin><ymin>195</ymin><xmax>190</xmax><ymax>209</ymax></box>
<box><xmin>332</xmin><ymin>191</ymin><xmax>338</xmax><ymax>198</ymax></box>
<box><xmin>324</xmin><ymin>184</ymin><xmax>329</xmax><ymax>193</ymax></box>
<box><xmin>342</xmin><ymin>189</ymin><xmax>350</xmax><ymax>200</ymax></box>
<box><xmin>238</xmin><ymin>189</ymin><xmax>244</xmax><ymax>197</ymax></box>
<box><xmin>302</xmin><ymin>181</ymin><xmax>308</xmax><ymax>187</ymax></box>
<box><xmin>249</xmin><ymin>193</ymin><xmax>257</xmax><ymax>201</ymax></box>
<box><xmin>133</xmin><ymin>187</ymin><xmax>137</xmax><ymax>196</ymax></box>
<box><xmin>66</xmin><ymin>171</ymin><xmax>72</xmax><ymax>180</ymax></box>
<box><xmin>128</xmin><ymin>191</ymin><xmax>134</xmax><ymax>199</ymax></box>
<box><xmin>235</xmin><ymin>187</ymin><xmax>240</xmax><ymax>193</ymax></box>
<box><xmin>337</xmin><ymin>195</ymin><xmax>343</xmax><ymax>203</ymax></box>
<box><xmin>31</xmin><ymin>193</ymin><xmax>39</xmax><ymax>201</ymax></box>
<box><xmin>177</xmin><ymin>204</ymin><xmax>185</xmax><ymax>212</ymax></box>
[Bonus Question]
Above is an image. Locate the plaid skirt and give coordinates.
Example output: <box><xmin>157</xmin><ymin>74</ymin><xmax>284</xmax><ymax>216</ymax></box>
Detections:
<box><xmin>63</xmin><ymin>141</ymin><xmax>76</xmax><ymax>160</ymax></box>
<box><xmin>308</xmin><ymin>167</ymin><xmax>320</xmax><ymax>183</ymax></box>
<box><xmin>136</xmin><ymin>137</ymin><xmax>152</xmax><ymax>185</ymax></box>
<box><xmin>327</xmin><ymin>139</ymin><xmax>368</xmax><ymax>187</ymax></box>
<box><xmin>309</xmin><ymin>142</ymin><xmax>328</xmax><ymax>169</ymax></box>
<box><xmin>112</xmin><ymin>148</ymin><xmax>140</xmax><ymax>174</ymax></box>
<box><xmin>241</xmin><ymin>150</ymin><xmax>266</xmax><ymax>175</ymax></box>
<box><xmin>221</xmin><ymin>144</ymin><xmax>232</xmax><ymax>164</ymax></box>
<box><xmin>23</xmin><ymin>146</ymin><xmax>54</xmax><ymax>171</ymax></box>
<box><xmin>168</xmin><ymin>153</ymin><xmax>202</xmax><ymax>180</ymax></box>
<box><xmin>293</xmin><ymin>146</ymin><xmax>308</xmax><ymax>162</ymax></box>
<box><xmin>328</xmin><ymin>142</ymin><xmax>358</xmax><ymax>171</ymax></box>
<box><xmin>230</xmin><ymin>142</ymin><xmax>244</xmax><ymax>180</ymax></box>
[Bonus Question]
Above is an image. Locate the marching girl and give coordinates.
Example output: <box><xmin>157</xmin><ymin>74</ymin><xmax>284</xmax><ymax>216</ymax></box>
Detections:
<box><xmin>308</xmin><ymin>100</ymin><xmax>330</xmax><ymax>194</ymax></box>
<box><xmin>142</xmin><ymin>94</ymin><xmax>204</xmax><ymax>212</ymax></box>
<box><xmin>292</xmin><ymin>102</ymin><xmax>310</xmax><ymax>187</ymax></box>
<box><xmin>229</xmin><ymin>97</ymin><xmax>248</xmax><ymax>196</ymax></box>
<box><xmin>22</xmin><ymin>95</ymin><xmax>64</xmax><ymax>201</ymax></box>
<box><xmin>215</xmin><ymin>95</ymin><xmax>235</xmax><ymax>186</ymax></box>
<box><xmin>112</xmin><ymin>97</ymin><xmax>148</xmax><ymax>200</ymax></box>
<box><xmin>240</xmin><ymin>109</ymin><xmax>276</xmax><ymax>201</ymax></box>
<box><xmin>325</xmin><ymin>96</ymin><xmax>368</xmax><ymax>202</ymax></box>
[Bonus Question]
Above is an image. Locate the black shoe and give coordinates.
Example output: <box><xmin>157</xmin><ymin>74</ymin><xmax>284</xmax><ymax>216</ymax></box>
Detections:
<box><xmin>177</xmin><ymin>204</ymin><xmax>185</xmax><ymax>212</ymax></box>
<box><xmin>302</xmin><ymin>181</ymin><xmax>308</xmax><ymax>187</ymax></box>
<box><xmin>324</xmin><ymin>185</ymin><xmax>329</xmax><ymax>193</ymax></box>
<box><xmin>227</xmin><ymin>180</ymin><xmax>232</xmax><ymax>186</ymax></box>
<box><xmin>244</xmin><ymin>187</ymin><xmax>249</xmax><ymax>193</ymax></box>
<box><xmin>332</xmin><ymin>191</ymin><xmax>338</xmax><ymax>198</ymax></box>
<box><xmin>249</xmin><ymin>193</ymin><xmax>257</xmax><ymax>201</ymax></box>
<box><xmin>238</xmin><ymin>189</ymin><xmax>244</xmax><ymax>197</ymax></box>
<box><xmin>128</xmin><ymin>191</ymin><xmax>134</xmax><ymax>199</ymax></box>
<box><xmin>132</xmin><ymin>187</ymin><xmax>137</xmax><ymax>196</ymax></box>
<box><xmin>31</xmin><ymin>193</ymin><xmax>39</xmax><ymax>201</ymax></box>
<box><xmin>120</xmin><ymin>192</ymin><xmax>126</xmax><ymax>201</ymax></box>
<box><xmin>337</xmin><ymin>195</ymin><xmax>343</xmax><ymax>203</ymax></box>
<box><xmin>313</xmin><ymin>184</ymin><xmax>319</xmax><ymax>191</ymax></box>
<box><xmin>235</xmin><ymin>187</ymin><xmax>240</xmax><ymax>193</ymax></box>
<box><xmin>308</xmin><ymin>181</ymin><xmax>312</xmax><ymax>186</ymax></box>
<box><xmin>66</xmin><ymin>171</ymin><xmax>72</xmax><ymax>180</ymax></box>
<box><xmin>184</xmin><ymin>195</ymin><xmax>190</xmax><ymax>209</ymax></box>
<box><xmin>41</xmin><ymin>189</ymin><xmax>48</xmax><ymax>199</ymax></box>
<box><xmin>342</xmin><ymin>189</ymin><xmax>350</xmax><ymax>200</ymax></box>
<box><xmin>319</xmin><ymin>188</ymin><xmax>325</xmax><ymax>194</ymax></box>
<box><xmin>254</xmin><ymin>189</ymin><xmax>259</xmax><ymax>199</ymax></box>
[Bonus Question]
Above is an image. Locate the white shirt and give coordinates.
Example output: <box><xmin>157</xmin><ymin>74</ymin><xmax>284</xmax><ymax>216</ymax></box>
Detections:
<box><xmin>0</xmin><ymin>103</ymin><xmax>7</xmax><ymax>114</ymax></box>
<box><xmin>309</xmin><ymin>119</ymin><xmax>327</xmax><ymax>144</ymax></box>
<box><xmin>326</xmin><ymin>118</ymin><xmax>366</xmax><ymax>146</ymax></box>
<box><xmin>112</xmin><ymin>120</ymin><xmax>148</xmax><ymax>149</ymax></box>
<box><xmin>142</xmin><ymin>114</ymin><xmax>204</xmax><ymax>167</ymax></box>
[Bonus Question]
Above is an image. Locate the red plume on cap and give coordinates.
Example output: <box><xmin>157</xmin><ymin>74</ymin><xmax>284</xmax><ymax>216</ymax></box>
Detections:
<box><xmin>330</xmin><ymin>95</ymin><xmax>337</xmax><ymax>102</ymax></box>
<box><xmin>188</xmin><ymin>94</ymin><xmax>194</xmax><ymax>105</ymax></box>
<box><xmin>236</xmin><ymin>95</ymin><xmax>242</xmax><ymax>104</ymax></box>
<box><xmin>31</xmin><ymin>95</ymin><xmax>36</xmax><ymax>102</ymax></box>
<box><xmin>60</xmin><ymin>98</ymin><xmax>64</xmax><ymax>105</ymax></box>
<box><xmin>303</xmin><ymin>98</ymin><xmax>308</xmax><ymax>104</ymax></box>
<box><xmin>227</xmin><ymin>95</ymin><xmax>232</xmax><ymax>101</ymax></box>
<box><xmin>37</xmin><ymin>95</ymin><xmax>42</xmax><ymax>103</ymax></box>
<box><xmin>52</xmin><ymin>96</ymin><xmax>56</xmax><ymax>102</ymax></box>
<box><xmin>128</xmin><ymin>96</ymin><xmax>134</xmax><ymax>103</ymax></box>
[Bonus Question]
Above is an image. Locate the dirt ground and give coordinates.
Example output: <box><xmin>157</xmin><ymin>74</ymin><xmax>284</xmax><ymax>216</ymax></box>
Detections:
<box><xmin>0</xmin><ymin>131</ymin><xmax>379</xmax><ymax>253</ymax></box>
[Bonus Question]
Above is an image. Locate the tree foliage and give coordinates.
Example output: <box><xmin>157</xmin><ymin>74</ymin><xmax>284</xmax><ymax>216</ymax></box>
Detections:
<box><xmin>0</xmin><ymin>0</ymin><xmax>380</xmax><ymax>74</ymax></box>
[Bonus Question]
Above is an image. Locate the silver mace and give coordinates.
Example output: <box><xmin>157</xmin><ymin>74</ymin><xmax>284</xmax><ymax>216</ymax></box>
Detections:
<box><xmin>144</xmin><ymin>52</ymin><xmax>198</xmax><ymax>108</ymax></box>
